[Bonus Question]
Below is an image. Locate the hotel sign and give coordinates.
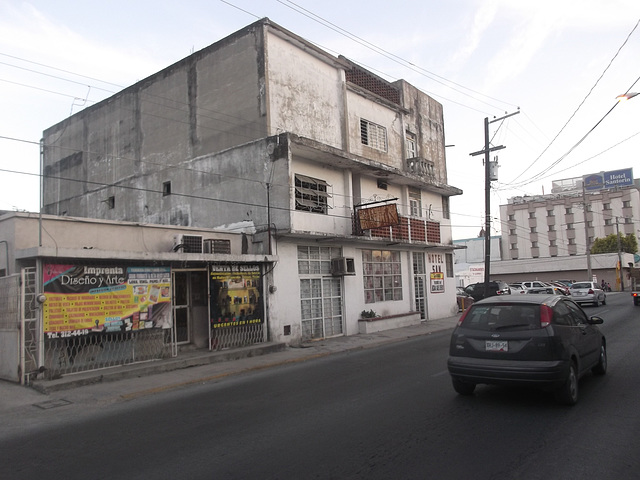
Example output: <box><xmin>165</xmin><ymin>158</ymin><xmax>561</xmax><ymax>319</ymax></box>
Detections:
<box><xmin>357</xmin><ymin>203</ymin><xmax>399</xmax><ymax>230</ymax></box>
<box><xmin>583</xmin><ymin>168</ymin><xmax>633</xmax><ymax>191</ymax></box>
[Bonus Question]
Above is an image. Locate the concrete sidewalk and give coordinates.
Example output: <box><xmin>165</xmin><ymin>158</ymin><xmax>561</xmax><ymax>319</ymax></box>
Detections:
<box><xmin>0</xmin><ymin>314</ymin><xmax>460</xmax><ymax>411</ymax></box>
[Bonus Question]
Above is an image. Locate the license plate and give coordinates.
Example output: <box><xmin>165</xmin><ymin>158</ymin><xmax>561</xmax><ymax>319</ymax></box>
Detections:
<box><xmin>574</xmin><ymin>292</ymin><xmax>584</xmax><ymax>296</ymax></box>
<box><xmin>486</xmin><ymin>340</ymin><xmax>508</xmax><ymax>352</ymax></box>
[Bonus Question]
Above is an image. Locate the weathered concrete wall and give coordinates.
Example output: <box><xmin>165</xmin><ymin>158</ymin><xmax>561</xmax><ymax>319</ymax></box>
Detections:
<box><xmin>397</xmin><ymin>81</ymin><xmax>447</xmax><ymax>183</ymax></box>
<box><xmin>42</xmin><ymin>22</ymin><xmax>268</xmax><ymax>219</ymax></box>
<box><xmin>345</xmin><ymin>88</ymin><xmax>404</xmax><ymax>168</ymax></box>
<box><xmin>266</xmin><ymin>31</ymin><xmax>345</xmax><ymax>149</ymax></box>
<box><xmin>3</xmin><ymin>212</ymin><xmax>245</xmax><ymax>256</ymax></box>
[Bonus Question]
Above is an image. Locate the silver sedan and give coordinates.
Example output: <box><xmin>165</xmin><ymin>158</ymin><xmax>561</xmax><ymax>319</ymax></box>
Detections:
<box><xmin>570</xmin><ymin>281</ymin><xmax>607</xmax><ymax>306</ymax></box>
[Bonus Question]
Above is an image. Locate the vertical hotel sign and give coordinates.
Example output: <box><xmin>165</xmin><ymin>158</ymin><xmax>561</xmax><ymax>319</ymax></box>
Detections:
<box><xmin>43</xmin><ymin>264</ymin><xmax>172</xmax><ymax>338</ymax></box>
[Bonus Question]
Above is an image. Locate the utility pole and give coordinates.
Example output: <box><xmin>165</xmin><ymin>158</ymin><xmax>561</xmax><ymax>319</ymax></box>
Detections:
<box><xmin>470</xmin><ymin>110</ymin><xmax>520</xmax><ymax>297</ymax></box>
<box><xmin>582</xmin><ymin>182</ymin><xmax>592</xmax><ymax>280</ymax></box>
<box><xmin>616</xmin><ymin>217</ymin><xmax>624</xmax><ymax>291</ymax></box>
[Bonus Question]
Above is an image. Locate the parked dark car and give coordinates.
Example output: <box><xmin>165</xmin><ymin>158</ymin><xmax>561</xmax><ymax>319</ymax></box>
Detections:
<box><xmin>463</xmin><ymin>281</ymin><xmax>511</xmax><ymax>301</ymax></box>
<box><xmin>456</xmin><ymin>286</ymin><xmax>475</xmax><ymax>311</ymax></box>
<box><xmin>447</xmin><ymin>294</ymin><xmax>606</xmax><ymax>405</ymax></box>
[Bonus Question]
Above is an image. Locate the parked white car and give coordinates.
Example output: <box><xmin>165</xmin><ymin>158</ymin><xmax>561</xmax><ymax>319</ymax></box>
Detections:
<box><xmin>570</xmin><ymin>281</ymin><xmax>606</xmax><ymax>307</ymax></box>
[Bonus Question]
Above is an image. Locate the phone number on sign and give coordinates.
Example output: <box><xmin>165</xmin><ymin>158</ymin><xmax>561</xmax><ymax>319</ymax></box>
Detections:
<box><xmin>46</xmin><ymin>329</ymin><xmax>91</xmax><ymax>339</ymax></box>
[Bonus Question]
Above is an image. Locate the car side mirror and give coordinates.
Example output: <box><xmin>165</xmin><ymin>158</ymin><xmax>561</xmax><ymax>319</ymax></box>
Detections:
<box><xmin>588</xmin><ymin>316</ymin><xmax>604</xmax><ymax>325</ymax></box>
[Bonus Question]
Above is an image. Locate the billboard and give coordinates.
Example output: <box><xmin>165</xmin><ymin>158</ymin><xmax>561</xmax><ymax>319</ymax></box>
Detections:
<box><xmin>43</xmin><ymin>264</ymin><xmax>171</xmax><ymax>338</ymax></box>
<box><xmin>209</xmin><ymin>264</ymin><xmax>264</xmax><ymax>329</ymax></box>
<box><xmin>584</xmin><ymin>168</ymin><xmax>634</xmax><ymax>191</ymax></box>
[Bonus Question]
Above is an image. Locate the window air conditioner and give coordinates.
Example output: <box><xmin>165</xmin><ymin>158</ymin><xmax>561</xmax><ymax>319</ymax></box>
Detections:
<box><xmin>173</xmin><ymin>234</ymin><xmax>203</xmax><ymax>253</ymax></box>
<box><xmin>331</xmin><ymin>257</ymin><xmax>356</xmax><ymax>276</ymax></box>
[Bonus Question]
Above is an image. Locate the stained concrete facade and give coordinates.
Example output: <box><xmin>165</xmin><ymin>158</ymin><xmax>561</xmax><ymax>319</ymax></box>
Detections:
<box><xmin>41</xmin><ymin>18</ymin><xmax>463</xmax><ymax>346</ymax></box>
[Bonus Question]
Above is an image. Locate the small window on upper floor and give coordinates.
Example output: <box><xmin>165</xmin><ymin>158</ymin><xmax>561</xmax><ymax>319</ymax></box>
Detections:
<box><xmin>163</xmin><ymin>181</ymin><xmax>172</xmax><ymax>196</ymax></box>
<box><xmin>406</xmin><ymin>131</ymin><xmax>417</xmax><ymax>159</ymax></box>
<box><xmin>623</xmin><ymin>200</ymin><xmax>631</xmax><ymax>208</ymax></box>
<box><xmin>566</xmin><ymin>207</ymin><xmax>572</xmax><ymax>215</ymax></box>
<box><xmin>295</xmin><ymin>174</ymin><xmax>331</xmax><ymax>214</ymax></box>
<box><xmin>409</xmin><ymin>187</ymin><xmax>422</xmax><ymax>217</ymax></box>
<box><xmin>529</xmin><ymin>211</ymin><xmax>536</xmax><ymax>219</ymax></box>
<box><xmin>106</xmin><ymin>196</ymin><xmax>115</xmax><ymax>209</ymax></box>
<box><xmin>603</xmin><ymin>203</ymin><xmax>611</xmax><ymax>210</ymax></box>
<box><xmin>441</xmin><ymin>196</ymin><xmax>450</xmax><ymax>219</ymax></box>
<box><xmin>360</xmin><ymin>119</ymin><xmax>388</xmax><ymax>152</ymax></box>
<box><xmin>508</xmin><ymin>214</ymin><xmax>515</xmax><ymax>221</ymax></box>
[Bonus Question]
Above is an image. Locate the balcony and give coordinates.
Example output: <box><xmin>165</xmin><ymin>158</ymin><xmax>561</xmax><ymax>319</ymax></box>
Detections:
<box><xmin>353</xmin><ymin>214</ymin><xmax>441</xmax><ymax>244</ymax></box>
<box><xmin>406</xmin><ymin>157</ymin><xmax>436</xmax><ymax>182</ymax></box>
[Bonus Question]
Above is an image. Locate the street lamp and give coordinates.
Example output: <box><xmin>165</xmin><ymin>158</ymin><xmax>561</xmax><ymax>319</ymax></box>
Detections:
<box><xmin>616</xmin><ymin>92</ymin><xmax>639</xmax><ymax>101</ymax></box>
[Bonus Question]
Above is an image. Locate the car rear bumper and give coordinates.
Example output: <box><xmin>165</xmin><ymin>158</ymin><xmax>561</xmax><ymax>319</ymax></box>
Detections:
<box><xmin>571</xmin><ymin>294</ymin><xmax>596</xmax><ymax>303</ymax></box>
<box><xmin>447</xmin><ymin>356</ymin><xmax>569</xmax><ymax>388</ymax></box>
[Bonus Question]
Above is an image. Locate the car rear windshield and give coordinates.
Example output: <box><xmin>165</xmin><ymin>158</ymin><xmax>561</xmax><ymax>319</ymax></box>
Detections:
<box><xmin>460</xmin><ymin>304</ymin><xmax>541</xmax><ymax>331</ymax></box>
<box><xmin>571</xmin><ymin>282</ymin><xmax>591</xmax><ymax>289</ymax></box>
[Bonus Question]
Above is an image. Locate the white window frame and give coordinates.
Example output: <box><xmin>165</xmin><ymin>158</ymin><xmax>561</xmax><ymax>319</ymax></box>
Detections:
<box><xmin>360</xmin><ymin>119</ymin><xmax>388</xmax><ymax>152</ymax></box>
<box><xmin>363</xmin><ymin>250</ymin><xmax>402</xmax><ymax>303</ymax></box>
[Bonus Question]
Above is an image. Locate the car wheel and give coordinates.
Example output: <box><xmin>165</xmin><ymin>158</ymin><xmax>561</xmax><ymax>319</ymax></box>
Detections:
<box><xmin>593</xmin><ymin>297</ymin><xmax>599</xmax><ymax>307</ymax></box>
<box><xmin>451</xmin><ymin>376</ymin><xmax>476</xmax><ymax>396</ymax></box>
<box><xmin>602</xmin><ymin>295</ymin><xmax>606</xmax><ymax>306</ymax></box>
<box><xmin>555</xmin><ymin>362</ymin><xmax>579</xmax><ymax>406</ymax></box>
<box><xmin>592</xmin><ymin>343</ymin><xmax>607</xmax><ymax>375</ymax></box>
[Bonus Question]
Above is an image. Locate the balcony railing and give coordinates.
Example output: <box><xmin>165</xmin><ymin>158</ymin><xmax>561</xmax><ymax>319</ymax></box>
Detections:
<box><xmin>353</xmin><ymin>214</ymin><xmax>441</xmax><ymax>244</ymax></box>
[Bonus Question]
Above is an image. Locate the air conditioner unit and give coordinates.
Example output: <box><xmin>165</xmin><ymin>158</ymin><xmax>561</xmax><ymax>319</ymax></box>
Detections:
<box><xmin>173</xmin><ymin>234</ymin><xmax>203</xmax><ymax>253</ymax></box>
<box><xmin>203</xmin><ymin>238</ymin><xmax>231</xmax><ymax>254</ymax></box>
<box><xmin>331</xmin><ymin>257</ymin><xmax>356</xmax><ymax>276</ymax></box>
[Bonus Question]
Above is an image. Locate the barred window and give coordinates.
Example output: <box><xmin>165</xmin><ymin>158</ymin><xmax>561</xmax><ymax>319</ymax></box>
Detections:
<box><xmin>295</xmin><ymin>174</ymin><xmax>330</xmax><ymax>214</ymax></box>
<box><xmin>363</xmin><ymin>250</ymin><xmax>402</xmax><ymax>303</ymax></box>
<box><xmin>360</xmin><ymin>119</ymin><xmax>387</xmax><ymax>152</ymax></box>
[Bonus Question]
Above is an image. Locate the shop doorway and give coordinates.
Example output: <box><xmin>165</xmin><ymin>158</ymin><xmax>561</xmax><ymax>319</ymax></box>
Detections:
<box><xmin>172</xmin><ymin>270</ymin><xmax>209</xmax><ymax>346</ymax></box>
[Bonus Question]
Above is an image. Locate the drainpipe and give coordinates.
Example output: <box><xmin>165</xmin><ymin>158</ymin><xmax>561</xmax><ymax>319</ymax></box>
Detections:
<box><xmin>0</xmin><ymin>240</ymin><xmax>8</xmax><ymax>275</ymax></box>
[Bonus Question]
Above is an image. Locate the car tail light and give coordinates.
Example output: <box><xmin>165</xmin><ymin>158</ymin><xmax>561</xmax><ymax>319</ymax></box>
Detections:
<box><xmin>457</xmin><ymin>307</ymin><xmax>471</xmax><ymax>326</ymax></box>
<box><xmin>540</xmin><ymin>305</ymin><xmax>553</xmax><ymax>328</ymax></box>
<box><xmin>588</xmin><ymin>289</ymin><xmax>594</xmax><ymax>294</ymax></box>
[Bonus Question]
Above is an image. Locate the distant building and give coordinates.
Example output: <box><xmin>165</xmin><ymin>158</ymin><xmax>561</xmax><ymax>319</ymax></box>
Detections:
<box><xmin>493</xmin><ymin>170</ymin><xmax>638</xmax><ymax>288</ymax></box>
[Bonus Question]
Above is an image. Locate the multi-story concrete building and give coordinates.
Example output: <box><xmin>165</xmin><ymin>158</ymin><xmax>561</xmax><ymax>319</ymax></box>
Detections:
<box><xmin>40</xmin><ymin>18</ymin><xmax>462</xmax><ymax>350</ymax></box>
<box><xmin>495</xmin><ymin>171</ymin><xmax>638</xmax><ymax>287</ymax></box>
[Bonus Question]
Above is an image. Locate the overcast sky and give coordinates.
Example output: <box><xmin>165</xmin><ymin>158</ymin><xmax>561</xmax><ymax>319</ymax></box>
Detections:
<box><xmin>1</xmin><ymin>0</ymin><xmax>639</xmax><ymax>239</ymax></box>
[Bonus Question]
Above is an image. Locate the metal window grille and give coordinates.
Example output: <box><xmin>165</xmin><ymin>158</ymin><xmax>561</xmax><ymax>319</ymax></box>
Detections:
<box><xmin>295</xmin><ymin>174</ymin><xmax>330</xmax><ymax>214</ymax></box>
<box><xmin>360</xmin><ymin>119</ymin><xmax>387</xmax><ymax>152</ymax></box>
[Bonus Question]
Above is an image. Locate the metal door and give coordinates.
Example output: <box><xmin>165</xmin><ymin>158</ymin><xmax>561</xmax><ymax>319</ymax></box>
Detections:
<box><xmin>172</xmin><ymin>271</ymin><xmax>191</xmax><ymax>344</ymax></box>
<box><xmin>413</xmin><ymin>253</ymin><xmax>427</xmax><ymax>319</ymax></box>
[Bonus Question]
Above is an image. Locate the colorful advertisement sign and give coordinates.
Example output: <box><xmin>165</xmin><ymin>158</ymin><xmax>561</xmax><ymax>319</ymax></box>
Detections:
<box><xmin>209</xmin><ymin>264</ymin><xmax>263</xmax><ymax>329</ymax></box>
<box><xmin>43</xmin><ymin>264</ymin><xmax>172</xmax><ymax>338</ymax></box>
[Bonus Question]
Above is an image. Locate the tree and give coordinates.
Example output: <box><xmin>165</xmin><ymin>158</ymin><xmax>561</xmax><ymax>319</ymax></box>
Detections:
<box><xmin>590</xmin><ymin>233</ymin><xmax>638</xmax><ymax>254</ymax></box>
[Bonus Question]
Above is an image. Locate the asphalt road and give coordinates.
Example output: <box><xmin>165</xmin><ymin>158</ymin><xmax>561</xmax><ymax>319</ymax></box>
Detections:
<box><xmin>2</xmin><ymin>293</ymin><xmax>639</xmax><ymax>479</ymax></box>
